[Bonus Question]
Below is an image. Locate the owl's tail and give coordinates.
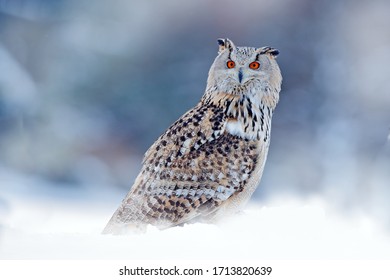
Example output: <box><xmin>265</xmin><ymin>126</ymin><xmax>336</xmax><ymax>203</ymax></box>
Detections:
<box><xmin>102</xmin><ymin>219</ymin><xmax>147</xmax><ymax>235</ymax></box>
<box><xmin>102</xmin><ymin>208</ymin><xmax>147</xmax><ymax>235</ymax></box>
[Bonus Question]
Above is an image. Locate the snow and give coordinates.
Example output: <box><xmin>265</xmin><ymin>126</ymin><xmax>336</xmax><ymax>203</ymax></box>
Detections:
<box><xmin>1</xmin><ymin>167</ymin><xmax>389</xmax><ymax>260</ymax></box>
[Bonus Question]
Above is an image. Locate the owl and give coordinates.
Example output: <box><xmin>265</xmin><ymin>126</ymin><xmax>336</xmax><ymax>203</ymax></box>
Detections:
<box><xmin>103</xmin><ymin>38</ymin><xmax>282</xmax><ymax>234</ymax></box>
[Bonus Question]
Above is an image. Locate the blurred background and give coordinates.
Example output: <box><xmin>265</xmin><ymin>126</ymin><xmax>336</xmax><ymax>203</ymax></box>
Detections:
<box><xmin>0</xmin><ymin>0</ymin><xmax>389</xmax><ymax>232</ymax></box>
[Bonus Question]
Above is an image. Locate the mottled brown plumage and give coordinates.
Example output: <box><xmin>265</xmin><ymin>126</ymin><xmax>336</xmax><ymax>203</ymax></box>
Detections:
<box><xmin>103</xmin><ymin>38</ymin><xmax>282</xmax><ymax>234</ymax></box>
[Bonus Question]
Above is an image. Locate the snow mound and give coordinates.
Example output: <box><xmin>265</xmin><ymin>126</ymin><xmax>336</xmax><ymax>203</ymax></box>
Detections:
<box><xmin>1</xmin><ymin>168</ymin><xmax>389</xmax><ymax>259</ymax></box>
<box><xmin>1</xmin><ymin>199</ymin><xmax>389</xmax><ymax>259</ymax></box>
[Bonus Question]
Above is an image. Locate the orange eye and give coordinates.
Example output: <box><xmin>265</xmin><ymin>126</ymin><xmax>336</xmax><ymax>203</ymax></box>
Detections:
<box><xmin>226</xmin><ymin>60</ymin><xmax>235</xmax><ymax>69</ymax></box>
<box><xmin>249</xmin><ymin>61</ymin><xmax>260</xmax><ymax>69</ymax></box>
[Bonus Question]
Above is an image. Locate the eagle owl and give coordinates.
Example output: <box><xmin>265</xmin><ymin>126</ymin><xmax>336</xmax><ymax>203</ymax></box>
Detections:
<box><xmin>103</xmin><ymin>38</ymin><xmax>282</xmax><ymax>234</ymax></box>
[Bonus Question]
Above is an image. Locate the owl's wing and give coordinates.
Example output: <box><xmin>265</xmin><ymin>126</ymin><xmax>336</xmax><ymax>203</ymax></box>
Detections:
<box><xmin>142</xmin><ymin>101</ymin><xmax>226</xmax><ymax>164</ymax></box>
<box><xmin>105</xmin><ymin>101</ymin><xmax>254</xmax><ymax>232</ymax></box>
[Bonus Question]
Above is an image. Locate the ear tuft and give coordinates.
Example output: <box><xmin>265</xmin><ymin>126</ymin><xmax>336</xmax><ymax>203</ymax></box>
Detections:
<box><xmin>217</xmin><ymin>38</ymin><xmax>225</xmax><ymax>47</ymax></box>
<box><xmin>269</xmin><ymin>48</ymin><xmax>279</xmax><ymax>57</ymax></box>
<box><xmin>260</xmin><ymin>46</ymin><xmax>279</xmax><ymax>58</ymax></box>
<box><xmin>217</xmin><ymin>38</ymin><xmax>235</xmax><ymax>54</ymax></box>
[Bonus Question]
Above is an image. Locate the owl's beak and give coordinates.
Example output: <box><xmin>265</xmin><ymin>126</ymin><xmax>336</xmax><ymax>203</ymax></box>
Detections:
<box><xmin>238</xmin><ymin>68</ymin><xmax>243</xmax><ymax>83</ymax></box>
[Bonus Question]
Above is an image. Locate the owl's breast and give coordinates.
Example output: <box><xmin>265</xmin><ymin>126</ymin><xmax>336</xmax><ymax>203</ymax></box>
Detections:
<box><xmin>224</xmin><ymin>93</ymin><xmax>273</xmax><ymax>142</ymax></box>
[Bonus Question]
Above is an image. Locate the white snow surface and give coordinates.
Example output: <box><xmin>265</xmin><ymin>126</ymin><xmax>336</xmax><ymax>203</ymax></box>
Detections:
<box><xmin>1</xmin><ymin>167</ymin><xmax>389</xmax><ymax>260</ymax></box>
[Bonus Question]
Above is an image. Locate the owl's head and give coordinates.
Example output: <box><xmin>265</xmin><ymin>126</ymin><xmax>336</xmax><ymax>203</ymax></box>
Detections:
<box><xmin>206</xmin><ymin>38</ymin><xmax>282</xmax><ymax>97</ymax></box>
